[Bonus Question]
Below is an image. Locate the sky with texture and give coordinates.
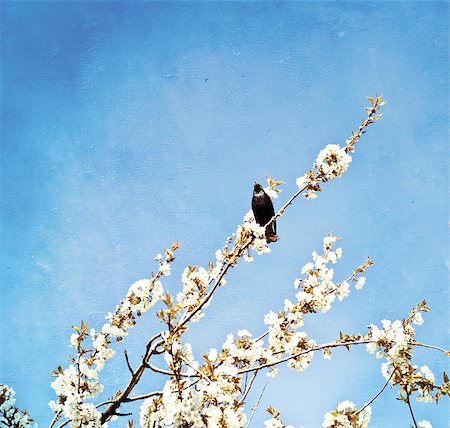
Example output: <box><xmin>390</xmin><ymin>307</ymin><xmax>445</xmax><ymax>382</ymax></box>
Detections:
<box><xmin>0</xmin><ymin>1</ymin><xmax>448</xmax><ymax>426</ymax></box>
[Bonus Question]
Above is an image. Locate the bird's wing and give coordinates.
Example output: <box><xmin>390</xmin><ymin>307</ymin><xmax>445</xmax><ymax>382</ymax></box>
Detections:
<box><xmin>264</xmin><ymin>193</ymin><xmax>276</xmax><ymax>234</ymax></box>
<box><xmin>269</xmin><ymin>198</ymin><xmax>276</xmax><ymax>235</ymax></box>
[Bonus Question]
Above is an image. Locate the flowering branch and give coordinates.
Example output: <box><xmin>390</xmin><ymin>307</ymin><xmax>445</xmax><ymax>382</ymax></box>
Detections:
<box><xmin>0</xmin><ymin>385</ymin><xmax>36</xmax><ymax>428</ymax></box>
<box><xmin>8</xmin><ymin>96</ymin><xmax>448</xmax><ymax>428</ymax></box>
<box><xmin>103</xmin><ymin>98</ymin><xmax>386</xmax><ymax>426</ymax></box>
<box><xmin>238</xmin><ymin>339</ymin><xmax>372</xmax><ymax>374</ymax></box>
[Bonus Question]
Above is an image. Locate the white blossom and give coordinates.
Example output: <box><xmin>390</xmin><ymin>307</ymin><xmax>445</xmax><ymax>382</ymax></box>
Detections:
<box><xmin>322</xmin><ymin>401</ymin><xmax>371</xmax><ymax>428</ymax></box>
<box><xmin>419</xmin><ymin>365</ymin><xmax>435</xmax><ymax>384</ymax></box>
<box><xmin>264</xmin><ymin>417</ymin><xmax>294</xmax><ymax>428</ymax></box>
<box><xmin>355</xmin><ymin>276</ymin><xmax>366</xmax><ymax>290</ymax></box>
<box><xmin>208</xmin><ymin>348</ymin><xmax>218</xmax><ymax>361</ymax></box>
<box><xmin>264</xmin><ymin>186</ymin><xmax>279</xmax><ymax>199</ymax></box>
<box><xmin>267</xmin><ymin>367</ymin><xmax>279</xmax><ymax>378</ymax></box>
<box><xmin>413</xmin><ymin>312</ymin><xmax>424</xmax><ymax>325</ymax></box>
<box><xmin>158</xmin><ymin>261</ymin><xmax>171</xmax><ymax>276</ymax></box>
<box><xmin>0</xmin><ymin>385</ymin><xmax>37</xmax><ymax>428</ymax></box>
<box><xmin>316</xmin><ymin>144</ymin><xmax>352</xmax><ymax>180</ymax></box>
<box><xmin>296</xmin><ymin>175</ymin><xmax>307</xmax><ymax>189</ymax></box>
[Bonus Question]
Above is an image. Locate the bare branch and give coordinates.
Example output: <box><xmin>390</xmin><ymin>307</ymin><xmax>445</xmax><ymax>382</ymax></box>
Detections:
<box><xmin>55</xmin><ymin>420</ymin><xmax>70</xmax><ymax>428</ymax></box>
<box><xmin>114</xmin><ymin>412</ymin><xmax>132</xmax><ymax>417</ymax></box>
<box><xmin>126</xmin><ymin>391</ymin><xmax>163</xmax><ymax>403</ymax></box>
<box><xmin>355</xmin><ymin>367</ymin><xmax>395</xmax><ymax>415</ymax></box>
<box><xmin>412</xmin><ymin>341</ymin><xmax>450</xmax><ymax>355</ymax></box>
<box><xmin>245</xmin><ymin>382</ymin><xmax>269</xmax><ymax>428</ymax></box>
<box><xmin>49</xmin><ymin>410</ymin><xmax>62</xmax><ymax>428</ymax></box>
<box><xmin>239</xmin><ymin>370</ymin><xmax>259</xmax><ymax>405</ymax></box>
<box><xmin>124</xmin><ymin>350</ymin><xmax>135</xmax><ymax>375</ymax></box>
<box><xmin>406</xmin><ymin>393</ymin><xmax>418</xmax><ymax>428</ymax></box>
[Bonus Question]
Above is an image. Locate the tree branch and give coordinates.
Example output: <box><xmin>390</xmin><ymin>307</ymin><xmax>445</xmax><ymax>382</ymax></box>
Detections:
<box><xmin>126</xmin><ymin>391</ymin><xmax>163</xmax><ymax>403</ymax></box>
<box><xmin>238</xmin><ymin>339</ymin><xmax>373</xmax><ymax>374</ymax></box>
<box><xmin>124</xmin><ymin>350</ymin><xmax>134</xmax><ymax>375</ymax></box>
<box><xmin>412</xmin><ymin>341</ymin><xmax>449</xmax><ymax>355</ymax></box>
<box><xmin>355</xmin><ymin>367</ymin><xmax>395</xmax><ymax>415</ymax></box>
<box><xmin>239</xmin><ymin>370</ymin><xmax>259</xmax><ymax>405</ymax></box>
<box><xmin>245</xmin><ymin>381</ymin><xmax>269</xmax><ymax>428</ymax></box>
<box><xmin>49</xmin><ymin>410</ymin><xmax>62</xmax><ymax>428</ymax></box>
<box><xmin>97</xmin><ymin>97</ymin><xmax>384</xmax><ymax>424</ymax></box>
<box><xmin>406</xmin><ymin>393</ymin><xmax>418</xmax><ymax>428</ymax></box>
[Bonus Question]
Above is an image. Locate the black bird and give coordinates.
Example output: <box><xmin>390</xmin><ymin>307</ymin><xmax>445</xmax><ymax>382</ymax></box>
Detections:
<box><xmin>252</xmin><ymin>182</ymin><xmax>278</xmax><ymax>242</ymax></box>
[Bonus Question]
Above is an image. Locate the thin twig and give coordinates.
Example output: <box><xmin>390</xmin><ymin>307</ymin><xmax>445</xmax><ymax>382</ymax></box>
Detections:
<box><xmin>406</xmin><ymin>393</ymin><xmax>418</xmax><ymax>428</ymax></box>
<box><xmin>243</xmin><ymin>372</ymin><xmax>249</xmax><ymax>392</ymax></box>
<box><xmin>55</xmin><ymin>420</ymin><xmax>70</xmax><ymax>428</ymax></box>
<box><xmin>49</xmin><ymin>411</ymin><xmax>62</xmax><ymax>428</ymax></box>
<box><xmin>238</xmin><ymin>339</ymin><xmax>373</xmax><ymax>374</ymax></box>
<box><xmin>96</xmin><ymin>400</ymin><xmax>115</xmax><ymax>408</ymax></box>
<box><xmin>412</xmin><ymin>341</ymin><xmax>449</xmax><ymax>355</ymax></box>
<box><xmin>355</xmin><ymin>368</ymin><xmax>395</xmax><ymax>415</ymax></box>
<box><xmin>180</xmin><ymin>355</ymin><xmax>212</xmax><ymax>383</ymax></box>
<box><xmin>144</xmin><ymin>362</ymin><xmax>192</xmax><ymax>377</ymax></box>
<box><xmin>239</xmin><ymin>370</ymin><xmax>259</xmax><ymax>404</ymax></box>
<box><xmin>124</xmin><ymin>350</ymin><xmax>135</xmax><ymax>375</ymax></box>
<box><xmin>176</xmin><ymin>241</ymin><xmax>251</xmax><ymax>329</ymax></box>
<box><xmin>265</xmin><ymin>184</ymin><xmax>308</xmax><ymax>229</ymax></box>
<box><xmin>254</xmin><ymin>331</ymin><xmax>269</xmax><ymax>342</ymax></box>
<box><xmin>245</xmin><ymin>381</ymin><xmax>269</xmax><ymax>428</ymax></box>
<box><xmin>97</xmin><ymin>390</ymin><xmax>164</xmax><ymax>408</ymax></box>
<box><xmin>126</xmin><ymin>391</ymin><xmax>163</xmax><ymax>402</ymax></box>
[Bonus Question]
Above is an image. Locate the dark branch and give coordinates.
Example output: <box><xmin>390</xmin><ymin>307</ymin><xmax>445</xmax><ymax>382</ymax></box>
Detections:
<box><xmin>124</xmin><ymin>350</ymin><xmax>135</xmax><ymax>375</ymax></box>
<box><xmin>406</xmin><ymin>393</ymin><xmax>418</xmax><ymax>428</ymax></box>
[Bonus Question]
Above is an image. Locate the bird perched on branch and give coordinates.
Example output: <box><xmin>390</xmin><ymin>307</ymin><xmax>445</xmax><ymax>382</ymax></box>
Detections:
<box><xmin>252</xmin><ymin>182</ymin><xmax>278</xmax><ymax>242</ymax></box>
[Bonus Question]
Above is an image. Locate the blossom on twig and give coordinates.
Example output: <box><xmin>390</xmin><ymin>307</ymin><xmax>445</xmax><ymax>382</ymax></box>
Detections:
<box><xmin>0</xmin><ymin>385</ymin><xmax>36</xmax><ymax>428</ymax></box>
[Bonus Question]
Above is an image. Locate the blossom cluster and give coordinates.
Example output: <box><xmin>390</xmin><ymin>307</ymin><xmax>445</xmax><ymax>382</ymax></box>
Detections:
<box><xmin>239</xmin><ymin>211</ymin><xmax>271</xmax><ymax>257</ymax></box>
<box><xmin>140</xmin><ymin>378</ymin><xmax>204</xmax><ymax>428</ymax></box>
<box><xmin>170</xmin><ymin>209</ymin><xmax>272</xmax><ymax>326</ymax></box>
<box><xmin>95</xmin><ymin>245</ymin><xmax>175</xmax><ymax>347</ymax></box>
<box><xmin>138</xmin><ymin>234</ymin><xmax>376</xmax><ymax>427</ymax></box>
<box><xmin>296</xmin><ymin>95</ymin><xmax>384</xmax><ymax>200</ymax></box>
<box><xmin>262</xmin><ymin>234</ymin><xmax>371</xmax><ymax>368</ymax></box>
<box><xmin>264</xmin><ymin>407</ymin><xmax>294</xmax><ymax>428</ymax></box>
<box><xmin>49</xmin><ymin>352</ymin><xmax>104</xmax><ymax>426</ymax></box>
<box><xmin>175</xmin><ymin>265</ymin><xmax>214</xmax><ymax>322</ymax></box>
<box><xmin>48</xmin><ymin>245</ymin><xmax>178</xmax><ymax>427</ymax></box>
<box><xmin>295</xmin><ymin>143</ymin><xmax>352</xmax><ymax>200</ymax></box>
<box><xmin>140</xmin><ymin>335</ymin><xmax>248</xmax><ymax>427</ymax></box>
<box><xmin>316</xmin><ymin>144</ymin><xmax>353</xmax><ymax>180</ymax></box>
<box><xmin>0</xmin><ymin>385</ymin><xmax>36</xmax><ymax>428</ymax></box>
<box><xmin>322</xmin><ymin>400</ymin><xmax>371</xmax><ymax>428</ymax></box>
<box><xmin>365</xmin><ymin>302</ymin><xmax>446</xmax><ymax>405</ymax></box>
<box><xmin>264</xmin><ymin>176</ymin><xmax>285</xmax><ymax>199</ymax></box>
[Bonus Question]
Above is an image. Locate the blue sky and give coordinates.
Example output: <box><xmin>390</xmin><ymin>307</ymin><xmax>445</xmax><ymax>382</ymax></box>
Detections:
<box><xmin>0</xmin><ymin>1</ymin><xmax>448</xmax><ymax>426</ymax></box>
